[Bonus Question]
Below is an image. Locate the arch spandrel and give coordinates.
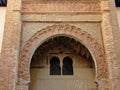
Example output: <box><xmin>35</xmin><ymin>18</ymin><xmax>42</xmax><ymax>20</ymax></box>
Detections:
<box><xmin>18</xmin><ymin>24</ymin><xmax>108</xmax><ymax>85</ymax></box>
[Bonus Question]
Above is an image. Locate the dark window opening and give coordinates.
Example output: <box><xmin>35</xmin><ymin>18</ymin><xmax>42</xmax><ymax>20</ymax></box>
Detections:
<box><xmin>62</xmin><ymin>57</ymin><xmax>73</xmax><ymax>75</ymax></box>
<box><xmin>115</xmin><ymin>0</ymin><xmax>120</xmax><ymax>7</ymax></box>
<box><xmin>50</xmin><ymin>56</ymin><xmax>61</xmax><ymax>75</ymax></box>
<box><xmin>0</xmin><ymin>0</ymin><xmax>7</xmax><ymax>7</ymax></box>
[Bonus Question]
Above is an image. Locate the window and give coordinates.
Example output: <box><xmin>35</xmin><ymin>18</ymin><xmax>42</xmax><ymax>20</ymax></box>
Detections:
<box><xmin>62</xmin><ymin>57</ymin><xmax>73</xmax><ymax>75</ymax></box>
<box><xmin>115</xmin><ymin>0</ymin><xmax>120</xmax><ymax>7</ymax></box>
<box><xmin>50</xmin><ymin>56</ymin><xmax>61</xmax><ymax>75</ymax></box>
<box><xmin>50</xmin><ymin>56</ymin><xmax>73</xmax><ymax>75</ymax></box>
<box><xmin>0</xmin><ymin>0</ymin><xmax>7</xmax><ymax>6</ymax></box>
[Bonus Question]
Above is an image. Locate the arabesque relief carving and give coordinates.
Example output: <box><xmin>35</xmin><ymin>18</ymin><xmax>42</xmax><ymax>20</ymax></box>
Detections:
<box><xmin>22</xmin><ymin>1</ymin><xmax>101</xmax><ymax>13</ymax></box>
<box><xmin>18</xmin><ymin>24</ymin><xmax>108</xmax><ymax>84</ymax></box>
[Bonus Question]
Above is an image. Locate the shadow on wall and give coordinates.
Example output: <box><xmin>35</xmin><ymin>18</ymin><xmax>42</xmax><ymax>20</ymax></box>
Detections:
<box><xmin>0</xmin><ymin>0</ymin><xmax>7</xmax><ymax>6</ymax></box>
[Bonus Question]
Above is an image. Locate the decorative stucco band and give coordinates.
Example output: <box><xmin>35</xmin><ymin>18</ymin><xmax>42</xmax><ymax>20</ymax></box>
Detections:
<box><xmin>18</xmin><ymin>24</ymin><xmax>108</xmax><ymax>84</ymax></box>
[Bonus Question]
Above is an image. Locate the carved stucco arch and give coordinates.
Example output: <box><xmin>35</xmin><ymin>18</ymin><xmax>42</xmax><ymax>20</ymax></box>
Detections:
<box><xmin>18</xmin><ymin>24</ymin><xmax>108</xmax><ymax>84</ymax></box>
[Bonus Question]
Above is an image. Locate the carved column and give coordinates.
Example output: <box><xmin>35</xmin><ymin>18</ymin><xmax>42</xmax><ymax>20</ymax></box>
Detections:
<box><xmin>17</xmin><ymin>84</ymin><xmax>29</xmax><ymax>90</ymax></box>
<box><xmin>97</xmin><ymin>78</ymin><xmax>110</xmax><ymax>90</ymax></box>
<box><xmin>0</xmin><ymin>0</ymin><xmax>22</xmax><ymax>90</ymax></box>
<box><xmin>101</xmin><ymin>0</ymin><xmax>120</xmax><ymax>90</ymax></box>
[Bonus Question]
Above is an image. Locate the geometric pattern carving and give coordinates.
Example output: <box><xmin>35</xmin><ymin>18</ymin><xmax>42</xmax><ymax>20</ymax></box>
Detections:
<box><xmin>18</xmin><ymin>24</ymin><xmax>108</xmax><ymax>84</ymax></box>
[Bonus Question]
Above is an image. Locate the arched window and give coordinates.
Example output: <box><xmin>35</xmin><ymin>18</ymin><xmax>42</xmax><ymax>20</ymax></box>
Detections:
<box><xmin>50</xmin><ymin>56</ymin><xmax>61</xmax><ymax>75</ymax></box>
<box><xmin>62</xmin><ymin>57</ymin><xmax>73</xmax><ymax>75</ymax></box>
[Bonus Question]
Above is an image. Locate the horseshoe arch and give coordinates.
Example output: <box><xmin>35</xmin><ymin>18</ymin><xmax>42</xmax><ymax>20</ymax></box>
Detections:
<box><xmin>18</xmin><ymin>24</ymin><xmax>108</xmax><ymax>84</ymax></box>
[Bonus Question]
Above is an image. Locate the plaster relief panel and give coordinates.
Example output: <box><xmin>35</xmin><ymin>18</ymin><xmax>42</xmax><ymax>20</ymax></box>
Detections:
<box><xmin>22</xmin><ymin>23</ymin><xmax>102</xmax><ymax>46</ymax></box>
<box><xmin>22</xmin><ymin>0</ymin><xmax>101</xmax><ymax>13</ymax></box>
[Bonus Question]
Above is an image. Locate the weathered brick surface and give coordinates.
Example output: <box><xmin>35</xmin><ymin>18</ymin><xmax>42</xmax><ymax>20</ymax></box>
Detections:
<box><xmin>101</xmin><ymin>0</ymin><xmax>120</xmax><ymax>90</ymax></box>
<box><xmin>0</xmin><ymin>0</ymin><xmax>120</xmax><ymax>90</ymax></box>
<box><xmin>0</xmin><ymin>0</ymin><xmax>22</xmax><ymax>90</ymax></box>
<box><xmin>109</xmin><ymin>0</ymin><xmax>120</xmax><ymax>89</ymax></box>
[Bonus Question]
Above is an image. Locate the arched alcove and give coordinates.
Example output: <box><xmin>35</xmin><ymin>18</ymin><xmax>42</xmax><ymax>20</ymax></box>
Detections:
<box><xmin>18</xmin><ymin>24</ymin><xmax>108</xmax><ymax>89</ymax></box>
<box><xmin>29</xmin><ymin>36</ymin><xmax>97</xmax><ymax>90</ymax></box>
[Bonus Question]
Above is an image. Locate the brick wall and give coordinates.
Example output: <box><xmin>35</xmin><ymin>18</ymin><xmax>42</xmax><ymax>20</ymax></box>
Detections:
<box><xmin>0</xmin><ymin>0</ymin><xmax>120</xmax><ymax>90</ymax></box>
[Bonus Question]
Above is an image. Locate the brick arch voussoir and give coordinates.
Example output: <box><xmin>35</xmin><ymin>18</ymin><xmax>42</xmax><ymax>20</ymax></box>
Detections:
<box><xmin>18</xmin><ymin>24</ymin><xmax>108</xmax><ymax>84</ymax></box>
